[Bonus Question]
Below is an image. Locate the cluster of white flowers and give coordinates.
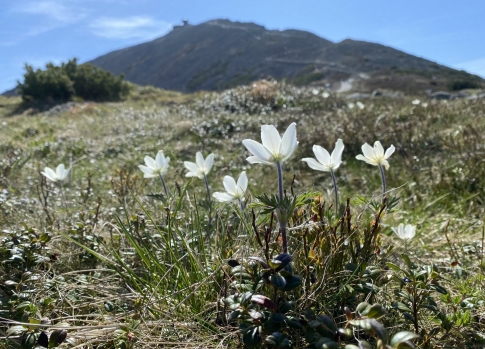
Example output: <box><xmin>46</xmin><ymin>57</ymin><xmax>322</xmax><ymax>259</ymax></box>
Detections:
<box><xmin>41</xmin><ymin>122</ymin><xmax>415</xmax><ymax>242</ymax></box>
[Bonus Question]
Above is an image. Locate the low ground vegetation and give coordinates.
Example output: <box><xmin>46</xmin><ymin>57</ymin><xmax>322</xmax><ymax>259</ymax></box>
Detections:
<box><xmin>0</xmin><ymin>82</ymin><xmax>484</xmax><ymax>348</ymax></box>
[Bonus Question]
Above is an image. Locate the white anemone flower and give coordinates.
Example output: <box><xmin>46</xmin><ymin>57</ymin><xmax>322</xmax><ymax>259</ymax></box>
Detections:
<box><xmin>392</xmin><ymin>223</ymin><xmax>416</xmax><ymax>240</ymax></box>
<box><xmin>41</xmin><ymin>164</ymin><xmax>70</xmax><ymax>182</ymax></box>
<box><xmin>242</xmin><ymin>122</ymin><xmax>298</xmax><ymax>165</ymax></box>
<box><xmin>138</xmin><ymin>151</ymin><xmax>170</xmax><ymax>178</ymax></box>
<box><xmin>213</xmin><ymin>171</ymin><xmax>248</xmax><ymax>202</ymax></box>
<box><xmin>355</xmin><ymin>141</ymin><xmax>395</xmax><ymax>170</ymax></box>
<box><xmin>184</xmin><ymin>152</ymin><xmax>214</xmax><ymax>179</ymax></box>
<box><xmin>302</xmin><ymin>139</ymin><xmax>344</xmax><ymax>172</ymax></box>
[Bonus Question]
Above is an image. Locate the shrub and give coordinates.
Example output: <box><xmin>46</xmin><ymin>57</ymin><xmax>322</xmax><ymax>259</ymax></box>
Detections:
<box><xmin>17</xmin><ymin>58</ymin><xmax>130</xmax><ymax>104</ymax></box>
<box><xmin>447</xmin><ymin>79</ymin><xmax>481</xmax><ymax>91</ymax></box>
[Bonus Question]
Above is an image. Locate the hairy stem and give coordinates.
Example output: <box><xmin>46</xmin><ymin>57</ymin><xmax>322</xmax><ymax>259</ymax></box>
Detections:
<box><xmin>59</xmin><ymin>182</ymin><xmax>69</xmax><ymax>215</ymax></box>
<box><xmin>378</xmin><ymin>164</ymin><xmax>386</xmax><ymax>202</ymax></box>
<box><xmin>203</xmin><ymin>174</ymin><xmax>212</xmax><ymax>225</ymax></box>
<box><xmin>158</xmin><ymin>173</ymin><xmax>168</xmax><ymax>197</ymax></box>
<box><xmin>330</xmin><ymin>170</ymin><xmax>339</xmax><ymax>217</ymax></box>
<box><xmin>276</xmin><ymin>162</ymin><xmax>288</xmax><ymax>253</ymax></box>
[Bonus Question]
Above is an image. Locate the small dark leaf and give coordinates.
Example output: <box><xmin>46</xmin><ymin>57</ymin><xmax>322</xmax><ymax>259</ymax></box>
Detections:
<box><xmin>278</xmin><ymin>301</ymin><xmax>293</xmax><ymax>314</ymax></box>
<box><xmin>49</xmin><ymin>329</ymin><xmax>68</xmax><ymax>346</ymax></box>
<box><xmin>281</xmin><ymin>275</ymin><xmax>301</xmax><ymax>291</ymax></box>
<box><xmin>270</xmin><ymin>275</ymin><xmax>287</xmax><ymax>289</ymax></box>
<box><xmin>227</xmin><ymin>259</ymin><xmax>240</xmax><ymax>267</ymax></box>
<box><xmin>249</xmin><ymin>309</ymin><xmax>264</xmax><ymax>320</ymax></box>
<box><xmin>270</xmin><ymin>312</ymin><xmax>286</xmax><ymax>323</ymax></box>
<box><xmin>37</xmin><ymin>331</ymin><xmax>48</xmax><ymax>348</ymax></box>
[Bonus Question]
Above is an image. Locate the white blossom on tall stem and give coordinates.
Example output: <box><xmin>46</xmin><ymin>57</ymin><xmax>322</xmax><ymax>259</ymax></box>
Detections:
<box><xmin>356</xmin><ymin>141</ymin><xmax>395</xmax><ymax>200</ymax></box>
<box><xmin>242</xmin><ymin>122</ymin><xmax>298</xmax><ymax>253</ymax></box>
<box><xmin>302</xmin><ymin>139</ymin><xmax>344</xmax><ymax>216</ymax></box>
<box><xmin>392</xmin><ymin>223</ymin><xmax>416</xmax><ymax>252</ymax></box>
<box><xmin>139</xmin><ymin>151</ymin><xmax>170</xmax><ymax>196</ymax></box>
<box><xmin>184</xmin><ymin>152</ymin><xmax>215</xmax><ymax>224</ymax></box>
<box><xmin>41</xmin><ymin>163</ymin><xmax>71</xmax><ymax>212</ymax></box>
<box><xmin>213</xmin><ymin>171</ymin><xmax>248</xmax><ymax>210</ymax></box>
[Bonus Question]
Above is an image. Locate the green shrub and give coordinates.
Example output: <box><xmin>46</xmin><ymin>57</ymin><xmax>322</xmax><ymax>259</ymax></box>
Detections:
<box><xmin>447</xmin><ymin>79</ymin><xmax>481</xmax><ymax>91</ymax></box>
<box><xmin>17</xmin><ymin>58</ymin><xmax>130</xmax><ymax>104</ymax></box>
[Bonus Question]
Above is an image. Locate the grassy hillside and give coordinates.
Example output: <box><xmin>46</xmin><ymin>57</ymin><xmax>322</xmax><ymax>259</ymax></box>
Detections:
<box><xmin>0</xmin><ymin>84</ymin><xmax>484</xmax><ymax>348</ymax></box>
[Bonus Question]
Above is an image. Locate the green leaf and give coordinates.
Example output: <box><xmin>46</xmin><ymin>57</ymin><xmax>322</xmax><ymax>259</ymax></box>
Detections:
<box><xmin>366</xmin><ymin>304</ymin><xmax>387</xmax><ymax>319</ymax></box>
<box><xmin>390</xmin><ymin>331</ymin><xmax>420</xmax><ymax>346</ymax></box>
<box><xmin>251</xmin><ymin>294</ymin><xmax>276</xmax><ymax>310</ymax></box>
<box><xmin>401</xmin><ymin>254</ymin><xmax>413</xmax><ymax>269</ymax></box>
<box><xmin>392</xmin><ymin>302</ymin><xmax>412</xmax><ymax>312</ymax></box>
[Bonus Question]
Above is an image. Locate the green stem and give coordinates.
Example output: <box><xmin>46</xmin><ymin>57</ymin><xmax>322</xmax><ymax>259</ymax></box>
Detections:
<box><xmin>59</xmin><ymin>181</ymin><xmax>69</xmax><ymax>215</ymax></box>
<box><xmin>330</xmin><ymin>170</ymin><xmax>339</xmax><ymax>217</ymax></box>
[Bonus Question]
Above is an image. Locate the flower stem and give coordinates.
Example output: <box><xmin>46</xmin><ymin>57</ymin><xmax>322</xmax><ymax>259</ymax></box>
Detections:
<box><xmin>203</xmin><ymin>174</ymin><xmax>212</xmax><ymax>225</ymax></box>
<box><xmin>158</xmin><ymin>173</ymin><xmax>168</xmax><ymax>197</ymax></box>
<box><xmin>330</xmin><ymin>170</ymin><xmax>339</xmax><ymax>217</ymax></box>
<box><xmin>378</xmin><ymin>164</ymin><xmax>386</xmax><ymax>202</ymax></box>
<box><xmin>276</xmin><ymin>162</ymin><xmax>288</xmax><ymax>253</ymax></box>
<box><xmin>276</xmin><ymin>162</ymin><xmax>284</xmax><ymax>201</ymax></box>
<box><xmin>59</xmin><ymin>182</ymin><xmax>69</xmax><ymax>215</ymax></box>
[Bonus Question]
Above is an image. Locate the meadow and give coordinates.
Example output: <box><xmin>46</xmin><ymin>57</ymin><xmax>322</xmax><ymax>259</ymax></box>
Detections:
<box><xmin>0</xmin><ymin>81</ymin><xmax>484</xmax><ymax>348</ymax></box>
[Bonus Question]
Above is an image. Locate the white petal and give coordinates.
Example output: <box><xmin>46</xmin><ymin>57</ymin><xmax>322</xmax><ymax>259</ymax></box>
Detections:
<box><xmin>42</xmin><ymin>167</ymin><xmax>58</xmax><ymax>182</ymax></box>
<box><xmin>155</xmin><ymin>152</ymin><xmax>166</xmax><ymax>168</ymax></box>
<box><xmin>204</xmin><ymin>153</ymin><xmax>214</xmax><ymax>174</ymax></box>
<box><xmin>246</xmin><ymin>156</ymin><xmax>274</xmax><ymax>165</ymax></box>
<box><xmin>381</xmin><ymin>159</ymin><xmax>390</xmax><ymax>170</ymax></box>
<box><xmin>384</xmin><ymin>145</ymin><xmax>395</xmax><ymax>159</ymax></box>
<box><xmin>280</xmin><ymin>123</ymin><xmax>297</xmax><ymax>158</ymax></box>
<box><xmin>361</xmin><ymin>143</ymin><xmax>374</xmax><ymax>160</ymax></box>
<box><xmin>313</xmin><ymin>145</ymin><xmax>331</xmax><ymax>166</ymax></box>
<box><xmin>261</xmin><ymin>125</ymin><xmax>281</xmax><ymax>154</ymax></box>
<box><xmin>237</xmin><ymin>171</ymin><xmax>248</xmax><ymax>192</ymax></box>
<box><xmin>404</xmin><ymin>225</ymin><xmax>416</xmax><ymax>239</ymax></box>
<box><xmin>59</xmin><ymin>167</ymin><xmax>70</xmax><ymax>180</ymax></box>
<box><xmin>331</xmin><ymin>139</ymin><xmax>344</xmax><ymax>167</ymax></box>
<box><xmin>243</xmin><ymin>139</ymin><xmax>273</xmax><ymax>163</ymax></box>
<box><xmin>144</xmin><ymin>156</ymin><xmax>156</xmax><ymax>169</ymax></box>
<box><xmin>302</xmin><ymin>158</ymin><xmax>328</xmax><ymax>172</ymax></box>
<box><xmin>280</xmin><ymin>142</ymin><xmax>298</xmax><ymax>163</ymax></box>
<box><xmin>213</xmin><ymin>192</ymin><xmax>235</xmax><ymax>202</ymax></box>
<box><xmin>356</xmin><ymin>154</ymin><xmax>378</xmax><ymax>166</ymax></box>
<box><xmin>373</xmin><ymin>141</ymin><xmax>385</xmax><ymax>158</ymax></box>
<box><xmin>139</xmin><ymin>165</ymin><xmax>156</xmax><ymax>177</ymax></box>
<box><xmin>223</xmin><ymin>175</ymin><xmax>237</xmax><ymax>195</ymax></box>
<box><xmin>56</xmin><ymin>164</ymin><xmax>66</xmax><ymax>178</ymax></box>
<box><xmin>195</xmin><ymin>152</ymin><xmax>205</xmax><ymax>169</ymax></box>
<box><xmin>184</xmin><ymin>161</ymin><xmax>203</xmax><ymax>178</ymax></box>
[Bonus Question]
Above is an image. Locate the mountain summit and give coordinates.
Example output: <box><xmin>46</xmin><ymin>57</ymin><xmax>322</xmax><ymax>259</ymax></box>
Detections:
<box><xmin>83</xmin><ymin>19</ymin><xmax>485</xmax><ymax>93</ymax></box>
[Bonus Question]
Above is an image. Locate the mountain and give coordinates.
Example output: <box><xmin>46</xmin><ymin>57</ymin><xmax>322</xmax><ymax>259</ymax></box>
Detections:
<box><xmin>87</xmin><ymin>19</ymin><xmax>483</xmax><ymax>94</ymax></box>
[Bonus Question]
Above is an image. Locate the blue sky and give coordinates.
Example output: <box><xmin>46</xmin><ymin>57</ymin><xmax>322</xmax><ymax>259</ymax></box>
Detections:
<box><xmin>1</xmin><ymin>0</ymin><xmax>485</xmax><ymax>93</ymax></box>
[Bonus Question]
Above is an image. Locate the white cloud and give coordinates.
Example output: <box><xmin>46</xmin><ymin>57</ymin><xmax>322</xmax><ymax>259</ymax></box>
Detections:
<box><xmin>13</xmin><ymin>1</ymin><xmax>88</xmax><ymax>23</ymax></box>
<box><xmin>453</xmin><ymin>58</ymin><xmax>485</xmax><ymax>78</ymax></box>
<box><xmin>89</xmin><ymin>16</ymin><xmax>172</xmax><ymax>40</ymax></box>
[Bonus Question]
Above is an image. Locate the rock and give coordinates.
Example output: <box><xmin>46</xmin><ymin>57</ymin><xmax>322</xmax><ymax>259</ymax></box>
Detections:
<box><xmin>346</xmin><ymin>92</ymin><xmax>371</xmax><ymax>100</ymax></box>
<box><xmin>430</xmin><ymin>91</ymin><xmax>452</xmax><ymax>100</ymax></box>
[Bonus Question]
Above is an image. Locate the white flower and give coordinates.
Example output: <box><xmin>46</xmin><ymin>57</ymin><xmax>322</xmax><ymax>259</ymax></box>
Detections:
<box><xmin>392</xmin><ymin>223</ymin><xmax>416</xmax><ymax>240</ymax></box>
<box><xmin>356</xmin><ymin>101</ymin><xmax>365</xmax><ymax>110</ymax></box>
<box><xmin>355</xmin><ymin>141</ymin><xmax>395</xmax><ymax>170</ymax></box>
<box><xmin>138</xmin><ymin>151</ymin><xmax>170</xmax><ymax>178</ymax></box>
<box><xmin>41</xmin><ymin>164</ymin><xmax>70</xmax><ymax>182</ymax></box>
<box><xmin>412</xmin><ymin>99</ymin><xmax>421</xmax><ymax>105</ymax></box>
<box><xmin>184</xmin><ymin>152</ymin><xmax>214</xmax><ymax>179</ymax></box>
<box><xmin>302</xmin><ymin>139</ymin><xmax>344</xmax><ymax>172</ymax></box>
<box><xmin>242</xmin><ymin>122</ymin><xmax>298</xmax><ymax>165</ymax></box>
<box><xmin>213</xmin><ymin>171</ymin><xmax>248</xmax><ymax>202</ymax></box>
